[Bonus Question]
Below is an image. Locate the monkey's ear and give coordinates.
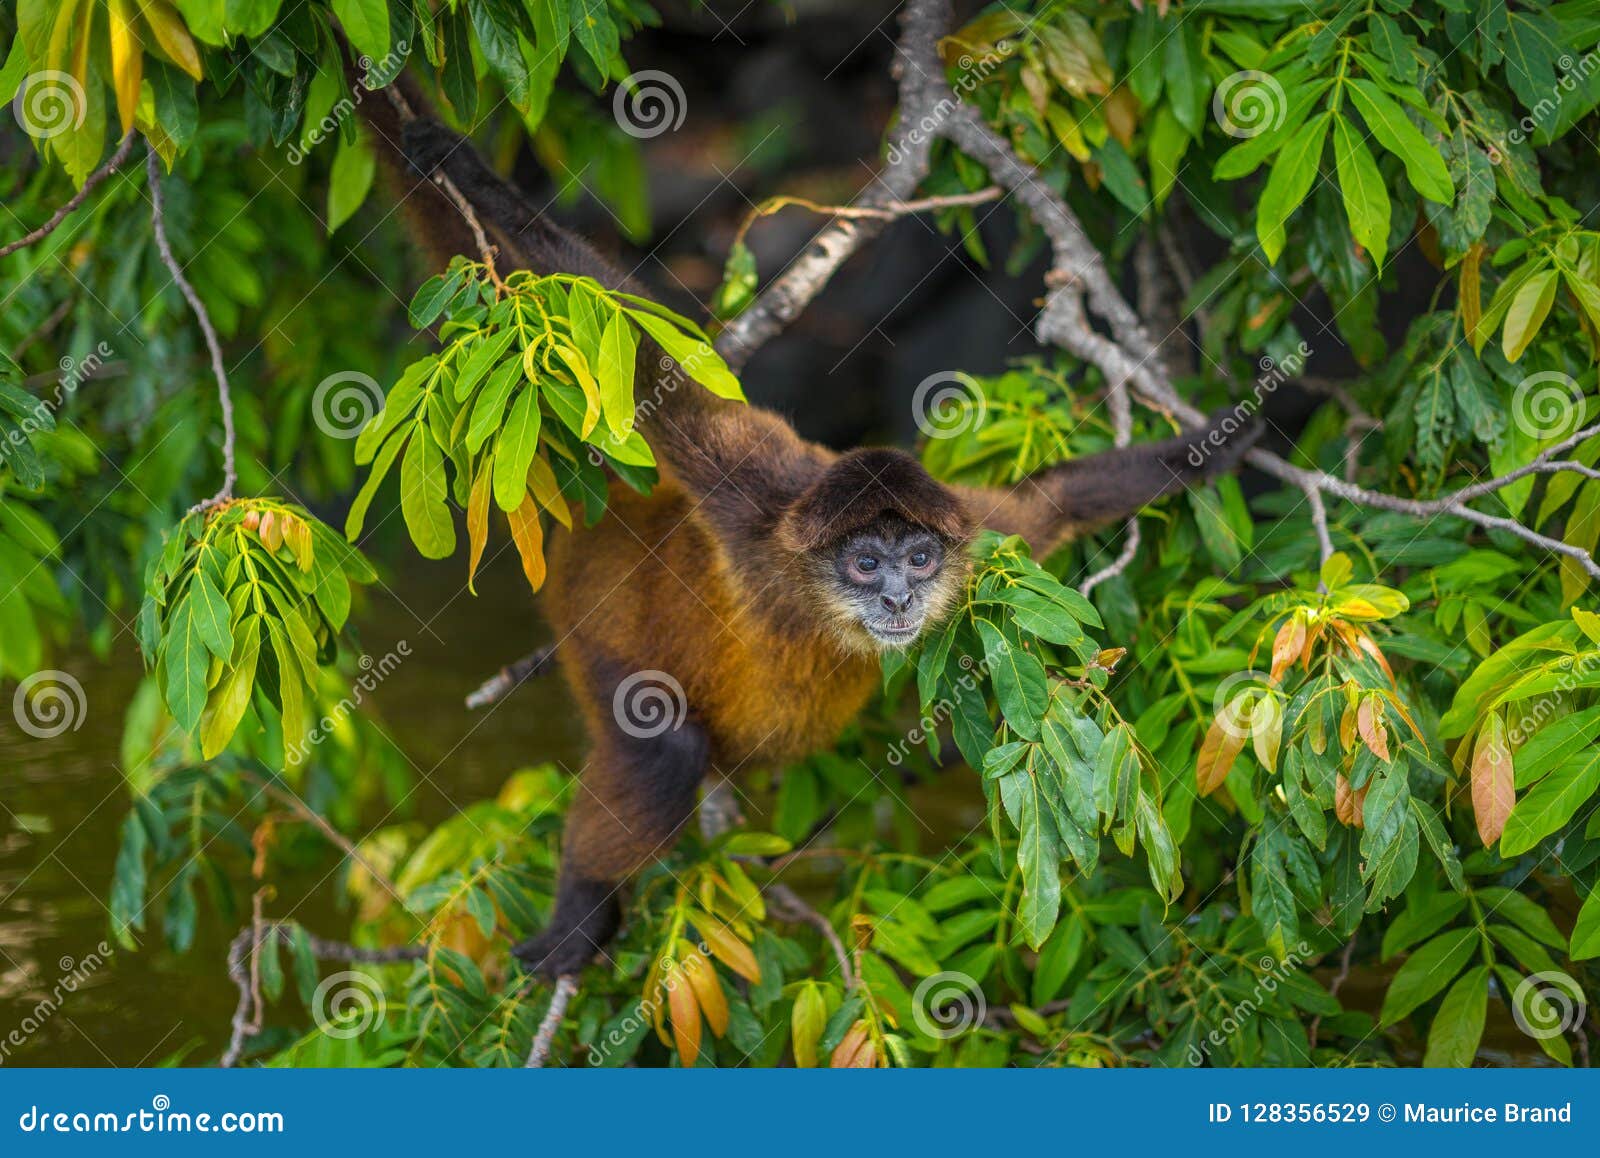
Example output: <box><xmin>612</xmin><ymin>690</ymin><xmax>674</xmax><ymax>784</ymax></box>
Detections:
<box><xmin>777</xmin><ymin>448</ymin><xmax>972</xmax><ymax>552</ymax></box>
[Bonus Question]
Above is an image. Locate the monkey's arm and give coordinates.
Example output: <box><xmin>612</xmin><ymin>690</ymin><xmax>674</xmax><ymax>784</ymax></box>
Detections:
<box><xmin>958</xmin><ymin>411</ymin><xmax>1260</xmax><ymax>555</ymax></box>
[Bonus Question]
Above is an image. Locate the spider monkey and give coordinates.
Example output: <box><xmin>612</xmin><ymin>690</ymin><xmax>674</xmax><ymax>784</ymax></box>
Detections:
<box><xmin>358</xmin><ymin>83</ymin><xmax>1258</xmax><ymax>977</ymax></box>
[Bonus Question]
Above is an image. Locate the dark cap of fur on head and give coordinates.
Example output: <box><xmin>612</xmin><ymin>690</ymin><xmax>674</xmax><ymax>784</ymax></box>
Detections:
<box><xmin>777</xmin><ymin>448</ymin><xmax>972</xmax><ymax>552</ymax></box>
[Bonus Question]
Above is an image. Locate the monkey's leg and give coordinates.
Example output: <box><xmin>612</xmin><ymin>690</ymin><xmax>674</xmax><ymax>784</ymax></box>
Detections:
<box><xmin>513</xmin><ymin>719</ymin><xmax>709</xmax><ymax>978</ymax></box>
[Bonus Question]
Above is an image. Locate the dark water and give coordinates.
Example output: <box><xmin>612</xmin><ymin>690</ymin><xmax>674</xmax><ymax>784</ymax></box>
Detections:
<box><xmin>0</xmin><ymin>550</ymin><xmax>586</xmax><ymax>1066</ymax></box>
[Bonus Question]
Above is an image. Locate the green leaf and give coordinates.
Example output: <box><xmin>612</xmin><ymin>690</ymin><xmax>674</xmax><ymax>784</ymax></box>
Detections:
<box><xmin>976</xmin><ymin>619</ymin><xmax>1047</xmax><ymax>740</ymax></box>
<box><xmin>326</xmin><ymin>131</ymin><xmax>376</xmax><ymax>233</ymax></box>
<box><xmin>1014</xmin><ymin>772</ymin><xmax>1062</xmax><ymax>949</ymax></box>
<box><xmin>163</xmin><ymin>596</ymin><xmax>207</xmax><ymax>733</ymax></box>
<box><xmin>597</xmin><ymin>309</ymin><xmax>638</xmax><ymax>438</ymax></box>
<box><xmin>1346</xmin><ymin>79</ymin><xmax>1453</xmax><ymax>203</ymax></box>
<box><xmin>1380</xmin><ymin>927</ymin><xmax>1478</xmax><ymax>1025</ymax></box>
<box><xmin>201</xmin><ymin>625</ymin><xmax>260</xmax><ymax>759</ymax></box>
<box><xmin>331</xmin><ymin>0</ymin><xmax>389</xmax><ymax>61</ymax></box>
<box><xmin>493</xmin><ymin>386</ymin><xmax>542</xmax><ymax>512</ymax></box>
<box><xmin>400</xmin><ymin>431</ymin><xmax>456</xmax><ymax>558</ymax></box>
<box><xmin>1501</xmin><ymin>267</ymin><xmax>1558</xmax><ymax>362</ymax></box>
<box><xmin>188</xmin><ymin>569</ymin><xmax>232</xmax><ymax>663</ymax></box>
<box><xmin>1332</xmin><ymin>114</ymin><xmax>1390</xmax><ymax>270</ymax></box>
<box><xmin>1422</xmin><ymin>965</ymin><xmax>1488</xmax><ymax>1067</ymax></box>
<box><xmin>1570</xmin><ymin>889</ymin><xmax>1600</xmax><ymax>960</ymax></box>
<box><xmin>1256</xmin><ymin>111</ymin><xmax>1331</xmax><ymax>264</ymax></box>
<box><xmin>624</xmin><ymin>310</ymin><xmax>745</xmax><ymax>401</ymax></box>
<box><xmin>1500</xmin><ymin>754</ymin><xmax>1600</xmax><ymax>856</ymax></box>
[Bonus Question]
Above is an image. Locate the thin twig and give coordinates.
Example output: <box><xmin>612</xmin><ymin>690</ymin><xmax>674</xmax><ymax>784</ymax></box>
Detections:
<box><xmin>0</xmin><ymin>134</ymin><xmax>136</xmax><ymax>259</ymax></box>
<box><xmin>1308</xmin><ymin>934</ymin><xmax>1358</xmax><ymax>1050</ymax></box>
<box><xmin>221</xmin><ymin>920</ymin><xmax>426</xmax><ymax>1067</ymax></box>
<box><xmin>526</xmin><ymin>974</ymin><xmax>580</xmax><ymax>1067</ymax></box>
<box><xmin>240</xmin><ymin>770</ymin><xmax>405</xmax><ymax>902</ymax></box>
<box><xmin>147</xmin><ymin>146</ymin><xmax>236</xmax><ymax>511</ymax></box>
<box><xmin>1305</xmin><ymin>485</ymin><xmax>1335</xmax><ymax>583</ymax></box>
<box><xmin>766</xmin><ymin>883</ymin><xmax>855</xmax><ymax>988</ymax></box>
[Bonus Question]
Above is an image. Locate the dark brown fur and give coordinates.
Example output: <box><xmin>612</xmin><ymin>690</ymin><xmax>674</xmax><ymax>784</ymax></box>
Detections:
<box><xmin>362</xmin><ymin>105</ymin><xmax>1257</xmax><ymax>975</ymax></box>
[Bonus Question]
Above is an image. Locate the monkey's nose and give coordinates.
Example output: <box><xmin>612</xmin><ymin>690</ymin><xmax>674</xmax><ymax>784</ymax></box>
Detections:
<box><xmin>882</xmin><ymin>592</ymin><xmax>912</xmax><ymax>614</ymax></box>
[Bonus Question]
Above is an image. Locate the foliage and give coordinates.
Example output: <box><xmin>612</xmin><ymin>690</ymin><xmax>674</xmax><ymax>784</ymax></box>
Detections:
<box><xmin>3</xmin><ymin>0</ymin><xmax>1600</xmax><ymax>1068</ymax></box>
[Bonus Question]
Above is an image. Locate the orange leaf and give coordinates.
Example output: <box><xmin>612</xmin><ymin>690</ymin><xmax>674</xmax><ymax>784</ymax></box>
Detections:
<box><xmin>1270</xmin><ymin>615</ymin><xmax>1306</xmax><ymax>683</ymax></box>
<box><xmin>507</xmin><ymin>495</ymin><xmax>546</xmax><ymax>593</ymax></box>
<box><xmin>1471</xmin><ymin>712</ymin><xmax>1515</xmax><ymax>846</ymax></box>
<box><xmin>666</xmin><ymin>968</ymin><xmax>701</xmax><ymax>1065</ymax></box>
<box><xmin>1356</xmin><ymin>695</ymin><xmax>1390</xmax><ymax>762</ymax></box>
<box><xmin>1334</xmin><ymin>774</ymin><xmax>1368</xmax><ymax>828</ymax></box>
<box><xmin>1196</xmin><ymin>699</ymin><xmax>1247</xmax><ymax>794</ymax></box>
<box><xmin>693</xmin><ymin>912</ymin><xmax>761</xmax><ymax>984</ymax></box>
<box><xmin>679</xmin><ymin>948</ymin><xmax>728</xmax><ymax>1038</ymax></box>
<box><xmin>830</xmin><ymin>1020</ymin><xmax>874</xmax><ymax>1068</ymax></box>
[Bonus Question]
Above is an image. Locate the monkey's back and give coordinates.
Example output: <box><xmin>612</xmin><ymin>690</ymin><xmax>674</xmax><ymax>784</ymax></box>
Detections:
<box><xmin>541</xmin><ymin>481</ymin><xmax>880</xmax><ymax>770</ymax></box>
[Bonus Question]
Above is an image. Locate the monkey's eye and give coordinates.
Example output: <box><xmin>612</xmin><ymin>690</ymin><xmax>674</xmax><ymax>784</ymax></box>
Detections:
<box><xmin>909</xmin><ymin>551</ymin><xmax>930</xmax><ymax>568</ymax></box>
<box><xmin>855</xmin><ymin>554</ymin><xmax>879</xmax><ymax>574</ymax></box>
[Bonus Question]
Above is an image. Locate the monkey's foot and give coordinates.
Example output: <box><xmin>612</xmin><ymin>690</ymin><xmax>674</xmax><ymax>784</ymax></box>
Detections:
<box><xmin>510</xmin><ymin>927</ymin><xmax>602</xmax><ymax>980</ymax></box>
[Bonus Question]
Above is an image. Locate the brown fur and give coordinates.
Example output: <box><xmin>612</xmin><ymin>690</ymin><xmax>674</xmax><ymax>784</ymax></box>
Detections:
<box><xmin>362</xmin><ymin>106</ymin><xmax>1258</xmax><ymax>975</ymax></box>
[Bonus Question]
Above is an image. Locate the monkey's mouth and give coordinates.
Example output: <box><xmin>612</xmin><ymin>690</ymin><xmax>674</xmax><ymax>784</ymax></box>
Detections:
<box><xmin>865</xmin><ymin>618</ymin><xmax>923</xmax><ymax>646</ymax></box>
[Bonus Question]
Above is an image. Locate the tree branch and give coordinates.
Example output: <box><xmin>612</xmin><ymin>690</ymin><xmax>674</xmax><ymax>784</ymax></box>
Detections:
<box><xmin>525</xmin><ymin>975</ymin><xmax>580</xmax><ymax>1067</ymax></box>
<box><xmin>147</xmin><ymin>146</ymin><xmax>237</xmax><ymax>512</ymax></box>
<box><xmin>0</xmin><ymin>134</ymin><xmax>136</xmax><ymax>260</ymax></box>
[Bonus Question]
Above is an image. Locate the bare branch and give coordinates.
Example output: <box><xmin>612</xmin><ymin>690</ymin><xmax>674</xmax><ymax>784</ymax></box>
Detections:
<box><xmin>0</xmin><ymin>134</ymin><xmax>136</xmax><ymax>260</ymax></box>
<box><xmin>464</xmin><ymin>644</ymin><xmax>558</xmax><ymax>710</ymax></box>
<box><xmin>221</xmin><ymin>920</ymin><xmax>425</xmax><ymax>1067</ymax></box>
<box><xmin>240</xmin><ymin>770</ymin><xmax>405</xmax><ymax>902</ymax></box>
<box><xmin>766</xmin><ymin>882</ymin><xmax>855</xmax><ymax>988</ymax></box>
<box><xmin>147</xmin><ymin>146</ymin><xmax>237</xmax><ymax>511</ymax></box>
<box><xmin>1305</xmin><ymin>484</ymin><xmax>1334</xmax><ymax>589</ymax></box>
<box><xmin>526</xmin><ymin>975</ymin><xmax>580</xmax><ymax>1067</ymax></box>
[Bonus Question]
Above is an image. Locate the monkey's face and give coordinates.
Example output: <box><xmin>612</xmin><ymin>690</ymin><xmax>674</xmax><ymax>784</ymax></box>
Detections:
<box><xmin>825</xmin><ymin>521</ymin><xmax>962</xmax><ymax>649</ymax></box>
